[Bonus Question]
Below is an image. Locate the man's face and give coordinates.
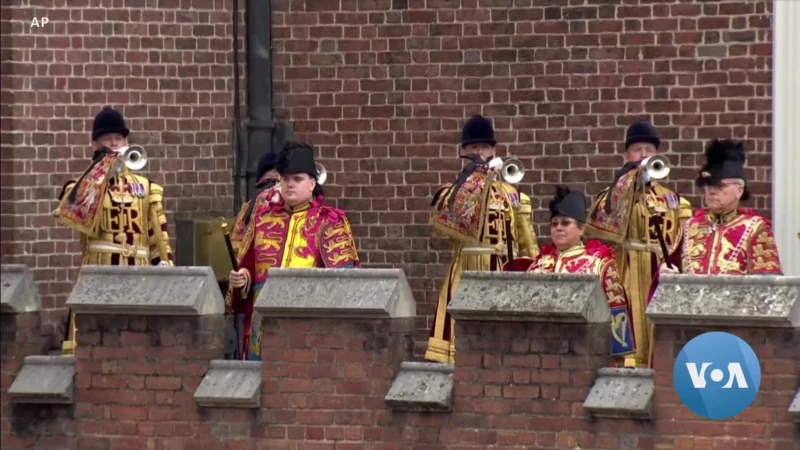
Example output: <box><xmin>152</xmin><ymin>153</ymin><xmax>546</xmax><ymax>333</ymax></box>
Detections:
<box><xmin>549</xmin><ymin>216</ymin><xmax>584</xmax><ymax>251</ymax></box>
<box><xmin>92</xmin><ymin>133</ymin><xmax>128</xmax><ymax>152</ymax></box>
<box><xmin>460</xmin><ymin>142</ymin><xmax>496</xmax><ymax>161</ymax></box>
<box><xmin>624</xmin><ymin>142</ymin><xmax>657</xmax><ymax>164</ymax></box>
<box><xmin>703</xmin><ymin>179</ymin><xmax>744</xmax><ymax>213</ymax></box>
<box><xmin>280</xmin><ymin>172</ymin><xmax>316</xmax><ymax>206</ymax></box>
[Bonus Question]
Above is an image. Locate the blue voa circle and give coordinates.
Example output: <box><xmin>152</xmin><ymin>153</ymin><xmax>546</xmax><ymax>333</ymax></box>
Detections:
<box><xmin>673</xmin><ymin>331</ymin><xmax>761</xmax><ymax>420</ymax></box>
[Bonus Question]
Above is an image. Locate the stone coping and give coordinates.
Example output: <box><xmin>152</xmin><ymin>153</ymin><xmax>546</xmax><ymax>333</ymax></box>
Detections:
<box><xmin>0</xmin><ymin>264</ymin><xmax>42</xmax><ymax>314</ymax></box>
<box><xmin>448</xmin><ymin>271</ymin><xmax>610</xmax><ymax>323</ymax></box>
<box><xmin>648</xmin><ymin>274</ymin><xmax>800</xmax><ymax>327</ymax></box>
<box><xmin>66</xmin><ymin>265</ymin><xmax>224</xmax><ymax>316</ymax></box>
<box><xmin>254</xmin><ymin>268</ymin><xmax>416</xmax><ymax>319</ymax></box>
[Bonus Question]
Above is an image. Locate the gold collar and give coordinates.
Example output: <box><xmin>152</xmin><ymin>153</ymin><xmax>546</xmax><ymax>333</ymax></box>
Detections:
<box><xmin>285</xmin><ymin>200</ymin><xmax>311</xmax><ymax>214</ymax></box>
<box><xmin>708</xmin><ymin>206</ymin><xmax>739</xmax><ymax>225</ymax></box>
<box><xmin>556</xmin><ymin>241</ymin><xmax>585</xmax><ymax>257</ymax></box>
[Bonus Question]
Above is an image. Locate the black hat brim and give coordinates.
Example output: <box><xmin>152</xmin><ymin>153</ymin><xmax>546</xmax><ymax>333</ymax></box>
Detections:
<box><xmin>461</xmin><ymin>138</ymin><xmax>497</xmax><ymax>147</ymax></box>
<box><xmin>625</xmin><ymin>135</ymin><xmax>660</xmax><ymax>149</ymax></box>
<box><xmin>92</xmin><ymin>126</ymin><xmax>130</xmax><ymax>141</ymax></box>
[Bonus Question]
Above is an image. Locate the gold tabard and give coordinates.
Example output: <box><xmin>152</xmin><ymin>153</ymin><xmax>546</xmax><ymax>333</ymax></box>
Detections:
<box><xmin>587</xmin><ymin>172</ymin><xmax>691</xmax><ymax>368</ymax></box>
<box><xmin>54</xmin><ymin>167</ymin><xmax>174</xmax><ymax>356</ymax></box>
<box><xmin>426</xmin><ymin>178</ymin><xmax>540</xmax><ymax>363</ymax></box>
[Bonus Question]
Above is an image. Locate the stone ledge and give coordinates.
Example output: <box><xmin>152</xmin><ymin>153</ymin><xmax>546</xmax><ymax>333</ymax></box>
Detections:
<box><xmin>66</xmin><ymin>265</ymin><xmax>224</xmax><ymax>316</ymax></box>
<box><xmin>448</xmin><ymin>271</ymin><xmax>609</xmax><ymax>323</ymax></box>
<box><xmin>384</xmin><ymin>362</ymin><xmax>454</xmax><ymax>413</ymax></box>
<box><xmin>647</xmin><ymin>274</ymin><xmax>800</xmax><ymax>327</ymax></box>
<box><xmin>0</xmin><ymin>264</ymin><xmax>42</xmax><ymax>314</ymax></box>
<box><xmin>8</xmin><ymin>356</ymin><xmax>75</xmax><ymax>404</ymax></box>
<box><xmin>583</xmin><ymin>368</ymin><xmax>654</xmax><ymax>420</ymax></box>
<box><xmin>790</xmin><ymin>388</ymin><xmax>800</xmax><ymax>423</ymax></box>
<box><xmin>254</xmin><ymin>268</ymin><xmax>416</xmax><ymax>319</ymax></box>
<box><xmin>194</xmin><ymin>360</ymin><xmax>262</xmax><ymax>408</ymax></box>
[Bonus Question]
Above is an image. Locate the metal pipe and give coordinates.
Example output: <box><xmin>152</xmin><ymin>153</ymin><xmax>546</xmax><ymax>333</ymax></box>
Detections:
<box><xmin>231</xmin><ymin>0</ymin><xmax>243</xmax><ymax>215</ymax></box>
<box><xmin>245</xmin><ymin>0</ymin><xmax>274</xmax><ymax>202</ymax></box>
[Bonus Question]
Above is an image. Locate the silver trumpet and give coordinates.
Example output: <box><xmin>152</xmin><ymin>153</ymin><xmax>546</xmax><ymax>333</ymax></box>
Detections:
<box><xmin>500</xmin><ymin>158</ymin><xmax>525</xmax><ymax>184</ymax></box>
<box><xmin>501</xmin><ymin>158</ymin><xmax>525</xmax><ymax>184</ymax></box>
<box><xmin>640</xmin><ymin>154</ymin><xmax>670</xmax><ymax>181</ymax></box>
<box><xmin>119</xmin><ymin>146</ymin><xmax>148</xmax><ymax>171</ymax></box>
<box><xmin>316</xmin><ymin>162</ymin><xmax>327</xmax><ymax>185</ymax></box>
<box><xmin>486</xmin><ymin>157</ymin><xmax>525</xmax><ymax>184</ymax></box>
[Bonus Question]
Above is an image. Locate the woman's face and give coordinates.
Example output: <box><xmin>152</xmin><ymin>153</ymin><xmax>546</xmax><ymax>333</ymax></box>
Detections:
<box><xmin>549</xmin><ymin>216</ymin><xmax>584</xmax><ymax>251</ymax></box>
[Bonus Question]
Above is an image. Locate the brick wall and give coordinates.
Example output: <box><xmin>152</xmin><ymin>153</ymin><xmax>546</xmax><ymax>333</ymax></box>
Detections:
<box><xmin>1</xmin><ymin>311</ymin><xmax>797</xmax><ymax>449</ymax></box>
<box><xmin>0</xmin><ymin>0</ymin><xmax>776</xmax><ymax>347</ymax></box>
<box><xmin>269</xmin><ymin>0</ymin><xmax>775</xmax><ymax>350</ymax></box>
<box><xmin>0</xmin><ymin>1</ymin><xmax>241</xmax><ymax>328</ymax></box>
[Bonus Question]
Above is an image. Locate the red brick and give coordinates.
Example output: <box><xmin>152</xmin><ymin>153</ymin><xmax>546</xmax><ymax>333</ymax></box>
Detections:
<box><xmin>144</xmin><ymin>376</ymin><xmax>182</xmax><ymax>391</ymax></box>
<box><xmin>112</xmin><ymin>406</ymin><xmax>148</xmax><ymax>422</ymax></box>
<box><xmin>0</xmin><ymin>1</ymin><xmax>789</xmax><ymax>449</ymax></box>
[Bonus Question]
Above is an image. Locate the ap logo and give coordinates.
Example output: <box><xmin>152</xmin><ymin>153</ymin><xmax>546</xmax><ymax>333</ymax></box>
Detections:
<box><xmin>674</xmin><ymin>331</ymin><xmax>761</xmax><ymax>420</ymax></box>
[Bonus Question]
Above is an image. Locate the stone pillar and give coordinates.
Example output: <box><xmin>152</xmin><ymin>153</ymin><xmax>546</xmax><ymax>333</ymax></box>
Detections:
<box><xmin>648</xmin><ymin>274</ymin><xmax>800</xmax><ymax>445</ymax></box>
<box><xmin>1</xmin><ymin>265</ymin><xmax>71</xmax><ymax>448</ymax></box>
<box><xmin>64</xmin><ymin>265</ymin><xmax>226</xmax><ymax>448</ymax></box>
<box><xmin>1</xmin><ymin>265</ymin><xmax>44</xmax><ymax>362</ymax></box>
<box><xmin>772</xmin><ymin>0</ymin><xmax>800</xmax><ymax>276</ymax></box>
<box><xmin>252</xmin><ymin>268</ymin><xmax>417</xmax><ymax>448</ymax></box>
<box><xmin>444</xmin><ymin>272</ymin><xmax>631</xmax><ymax>424</ymax></box>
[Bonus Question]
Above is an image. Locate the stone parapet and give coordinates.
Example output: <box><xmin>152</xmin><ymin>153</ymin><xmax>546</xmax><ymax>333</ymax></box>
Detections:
<box><xmin>66</xmin><ymin>265</ymin><xmax>225</xmax><ymax>316</ymax></box>
<box><xmin>447</xmin><ymin>271</ymin><xmax>610</xmax><ymax>323</ymax></box>
<box><xmin>446</xmin><ymin>271</ymin><xmax>650</xmax><ymax>420</ymax></box>
<box><xmin>253</xmin><ymin>267</ymin><xmax>416</xmax><ymax>319</ymax></box>
<box><xmin>647</xmin><ymin>274</ymin><xmax>800</xmax><ymax>327</ymax></box>
<box><xmin>1</xmin><ymin>264</ymin><xmax>42</xmax><ymax>314</ymax></box>
<box><xmin>1</xmin><ymin>266</ymin><xmax>798</xmax><ymax>448</ymax></box>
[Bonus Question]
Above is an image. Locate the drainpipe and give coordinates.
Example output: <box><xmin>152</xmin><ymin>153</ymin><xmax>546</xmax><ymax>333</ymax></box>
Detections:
<box><xmin>244</xmin><ymin>0</ymin><xmax>274</xmax><ymax>203</ymax></box>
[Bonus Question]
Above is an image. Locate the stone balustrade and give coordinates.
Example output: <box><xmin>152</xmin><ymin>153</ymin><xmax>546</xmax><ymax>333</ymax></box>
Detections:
<box><xmin>1</xmin><ymin>264</ymin><xmax>797</xmax><ymax>449</ymax></box>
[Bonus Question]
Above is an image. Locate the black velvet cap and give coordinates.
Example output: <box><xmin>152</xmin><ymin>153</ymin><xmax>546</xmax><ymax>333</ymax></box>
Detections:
<box><xmin>549</xmin><ymin>185</ymin><xmax>586</xmax><ymax>223</ymax></box>
<box><xmin>460</xmin><ymin>115</ymin><xmax>496</xmax><ymax>147</ymax></box>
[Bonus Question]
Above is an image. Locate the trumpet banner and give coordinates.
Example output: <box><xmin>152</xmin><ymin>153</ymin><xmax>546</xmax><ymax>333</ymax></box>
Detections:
<box><xmin>586</xmin><ymin>168</ymin><xmax>640</xmax><ymax>243</ymax></box>
<box><xmin>430</xmin><ymin>167</ymin><xmax>494</xmax><ymax>245</ymax></box>
<box><xmin>53</xmin><ymin>153</ymin><xmax>119</xmax><ymax>237</ymax></box>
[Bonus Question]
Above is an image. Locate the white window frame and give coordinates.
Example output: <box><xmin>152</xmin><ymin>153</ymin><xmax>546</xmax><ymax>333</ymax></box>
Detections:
<box><xmin>772</xmin><ymin>0</ymin><xmax>800</xmax><ymax>276</ymax></box>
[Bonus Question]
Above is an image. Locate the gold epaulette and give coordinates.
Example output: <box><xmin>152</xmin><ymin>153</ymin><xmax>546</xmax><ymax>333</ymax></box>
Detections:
<box><xmin>148</xmin><ymin>180</ymin><xmax>163</xmax><ymax>203</ymax></box>
<box><xmin>678</xmin><ymin>196</ymin><xmax>692</xmax><ymax>220</ymax></box>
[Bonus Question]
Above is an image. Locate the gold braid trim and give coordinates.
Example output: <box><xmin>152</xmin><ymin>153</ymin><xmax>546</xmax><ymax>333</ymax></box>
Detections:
<box><xmin>147</xmin><ymin>181</ymin><xmax>173</xmax><ymax>265</ymax></box>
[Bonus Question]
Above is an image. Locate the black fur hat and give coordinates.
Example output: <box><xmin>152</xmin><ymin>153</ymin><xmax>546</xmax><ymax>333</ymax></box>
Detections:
<box><xmin>460</xmin><ymin>115</ymin><xmax>496</xmax><ymax>147</ymax></box>
<box><xmin>624</xmin><ymin>120</ymin><xmax>660</xmax><ymax>150</ymax></box>
<box><xmin>92</xmin><ymin>107</ymin><xmax>129</xmax><ymax>141</ymax></box>
<box><xmin>276</xmin><ymin>140</ymin><xmax>317</xmax><ymax>178</ymax></box>
<box><xmin>696</xmin><ymin>139</ymin><xmax>750</xmax><ymax>201</ymax></box>
<box><xmin>549</xmin><ymin>185</ymin><xmax>587</xmax><ymax>223</ymax></box>
<box><xmin>257</xmin><ymin>152</ymin><xmax>278</xmax><ymax>179</ymax></box>
<box><xmin>255</xmin><ymin>152</ymin><xmax>279</xmax><ymax>189</ymax></box>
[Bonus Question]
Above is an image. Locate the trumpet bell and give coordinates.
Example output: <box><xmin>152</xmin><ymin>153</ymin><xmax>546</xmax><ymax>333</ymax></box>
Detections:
<box><xmin>642</xmin><ymin>155</ymin><xmax>670</xmax><ymax>180</ymax></box>
<box><xmin>315</xmin><ymin>162</ymin><xmax>327</xmax><ymax>185</ymax></box>
<box><xmin>121</xmin><ymin>146</ymin><xmax>147</xmax><ymax>171</ymax></box>
<box><xmin>500</xmin><ymin>158</ymin><xmax>525</xmax><ymax>184</ymax></box>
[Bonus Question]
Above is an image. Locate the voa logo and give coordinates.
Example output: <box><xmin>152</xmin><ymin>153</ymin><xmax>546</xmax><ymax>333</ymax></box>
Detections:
<box><xmin>673</xmin><ymin>331</ymin><xmax>761</xmax><ymax>420</ymax></box>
